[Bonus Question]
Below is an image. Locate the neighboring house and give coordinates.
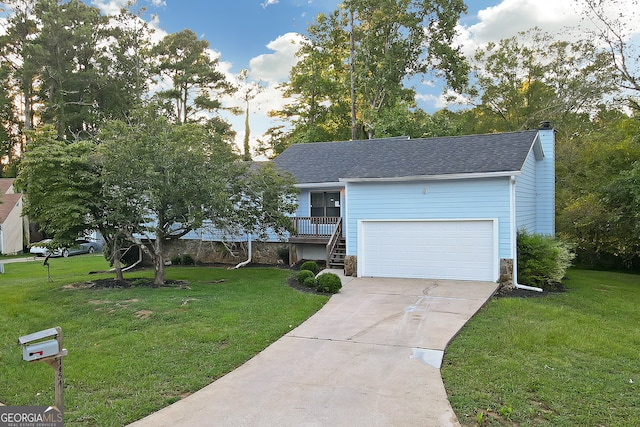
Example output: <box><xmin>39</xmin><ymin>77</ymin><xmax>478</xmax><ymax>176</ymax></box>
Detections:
<box><xmin>271</xmin><ymin>124</ymin><xmax>555</xmax><ymax>283</ymax></box>
<box><xmin>0</xmin><ymin>178</ymin><xmax>28</xmax><ymax>255</ymax></box>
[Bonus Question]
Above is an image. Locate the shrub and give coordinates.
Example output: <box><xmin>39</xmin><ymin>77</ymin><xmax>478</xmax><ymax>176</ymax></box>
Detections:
<box><xmin>171</xmin><ymin>255</ymin><xmax>182</xmax><ymax>265</ymax></box>
<box><xmin>517</xmin><ymin>230</ymin><xmax>575</xmax><ymax>290</ymax></box>
<box><xmin>296</xmin><ymin>269</ymin><xmax>315</xmax><ymax>285</ymax></box>
<box><xmin>299</xmin><ymin>261</ymin><xmax>319</xmax><ymax>274</ymax></box>
<box><xmin>181</xmin><ymin>253</ymin><xmax>195</xmax><ymax>266</ymax></box>
<box><xmin>303</xmin><ymin>277</ymin><xmax>318</xmax><ymax>288</ymax></box>
<box><xmin>316</xmin><ymin>272</ymin><xmax>342</xmax><ymax>294</ymax></box>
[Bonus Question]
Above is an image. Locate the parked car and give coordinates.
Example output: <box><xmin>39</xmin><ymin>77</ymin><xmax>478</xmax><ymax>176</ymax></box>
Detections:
<box><xmin>30</xmin><ymin>238</ymin><xmax>103</xmax><ymax>257</ymax></box>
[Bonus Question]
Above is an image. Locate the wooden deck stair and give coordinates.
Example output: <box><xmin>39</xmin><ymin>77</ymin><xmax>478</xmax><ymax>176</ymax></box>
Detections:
<box><xmin>328</xmin><ymin>237</ymin><xmax>346</xmax><ymax>268</ymax></box>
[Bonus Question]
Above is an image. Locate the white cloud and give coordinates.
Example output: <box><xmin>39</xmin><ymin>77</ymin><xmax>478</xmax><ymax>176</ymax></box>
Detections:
<box><xmin>91</xmin><ymin>0</ymin><xmax>166</xmax><ymax>15</ymax></box>
<box><xmin>261</xmin><ymin>0</ymin><xmax>279</xmax><ymax>9</ymax></box>
<box><xmin>249</xmin><ymin>32</ymin><xmax>304</xmax><ymax>83</ymax></box>
<box><xmin>416</xmin><ymin>91</ymin><xmax>470</xmax><ymax>110</ymax></box>
<box><xmin>459</xmin><ymin>0</ymin><xmax>640</xmax><ymax>55</ymax></box>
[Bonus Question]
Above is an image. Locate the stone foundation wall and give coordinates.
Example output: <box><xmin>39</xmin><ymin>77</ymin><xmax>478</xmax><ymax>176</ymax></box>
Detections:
<box><xmin>163</xmin><ymin>240</ymin><xmax>289</xmax><ymax>266</ymax></box>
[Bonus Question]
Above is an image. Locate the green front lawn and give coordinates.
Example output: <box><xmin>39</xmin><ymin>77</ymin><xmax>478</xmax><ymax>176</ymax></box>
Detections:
<box><xmin>442</xmin><ymin>269</ymin><xmax>640</xmax><ymax>426</ymax></box>
<box><xmin>0</xmin><ymin>256</ymin><xmax>328</xmax><ymax>426</ymax></box>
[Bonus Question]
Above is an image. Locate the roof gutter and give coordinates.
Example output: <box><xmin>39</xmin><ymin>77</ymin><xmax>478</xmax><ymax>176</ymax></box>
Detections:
<box><xmin>339</xmin><ymin>170</ymin><xmax>521</xmax><ymax>183</ymax></box>
<box><xmin>294</xmin><ymin>182</ymin><xmax>345</xmax><ymax>189</ymax></box>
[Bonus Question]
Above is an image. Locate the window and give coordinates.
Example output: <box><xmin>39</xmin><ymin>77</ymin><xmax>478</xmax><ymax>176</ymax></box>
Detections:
<box><xmin>311</xmin><ymin>191</ymin><xmax>340</xmax><ymax>217</ymax></box>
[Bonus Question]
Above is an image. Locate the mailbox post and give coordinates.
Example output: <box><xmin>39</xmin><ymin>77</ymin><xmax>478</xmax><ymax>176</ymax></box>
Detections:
<box><xmin>18</xmin><ymin>327</ymin><xmax>68</xmax><ymax>410</ymax></box>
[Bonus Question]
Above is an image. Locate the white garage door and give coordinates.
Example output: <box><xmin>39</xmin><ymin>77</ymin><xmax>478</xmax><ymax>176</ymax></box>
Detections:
<box><xmin>359</xmin><ymin>220</ymin><xmax>496</xmax><ymax>281</ymax></box>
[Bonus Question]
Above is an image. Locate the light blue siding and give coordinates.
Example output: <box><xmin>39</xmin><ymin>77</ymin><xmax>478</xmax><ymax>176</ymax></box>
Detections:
<box><xmin>514</xmin><ymin>130</ymin><xmax>555</xmax><ymax>236</ymax></box>
<box><xmin>515</xmin><ymin>149</ymin><xmax>537</xmax><ymax>231</ymax></box>
<box><xmin>296</xmin><ymin>189</ymin><xmax>312</xmax><ymax>217</ymax></box>
<box><xmin>536</xmin><ymin>129</ymin><xmax>555</xmax><ymax>235</ymax></box>
<box><xmin>345</xmin><ymin>178</ymin><xmax>513</xmax><ymax>259</ymax></box>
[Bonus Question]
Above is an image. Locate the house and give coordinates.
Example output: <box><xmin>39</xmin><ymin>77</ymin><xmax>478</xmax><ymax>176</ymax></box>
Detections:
<box><xmin>272</xmin><ymin>123</ymin><xmax>555</xmax><ymax>283</ymax></box>
<box><xmin>0</xmin><ymin>178</ymin><xmax>28</xmax><ymax>255</ymax></box>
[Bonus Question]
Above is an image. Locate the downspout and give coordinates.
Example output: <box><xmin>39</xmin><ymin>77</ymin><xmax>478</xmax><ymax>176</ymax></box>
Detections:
<box><xmin>233</xmin><ymin>235</ymin><xmax>252</xmax><ymax>269</ymax></box>
<box><xmin>510</xmin><ymin>175</ymin><xmax>543</xmax><ymax>293</ymax></box>
<box><xmin>108</xmin><ymin>245</ymin><xmax>143</xmax><ymax>273</ymax></box>
<box><xmin>121</xmin><ymin>246</ymin><xmax>143</xmax><ymax>272</ymax></box>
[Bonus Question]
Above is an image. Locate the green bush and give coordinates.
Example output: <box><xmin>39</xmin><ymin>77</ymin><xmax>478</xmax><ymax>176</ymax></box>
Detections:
<box><xmin>299</xmin><ymin>261</ymin><xmax>319</xmax><ymax>274</ymax></box>
<box><xmin>303</xmin><ymin>277</ymin><xmax>318</xmax><ymax>288</ymax></box>
<box><xmin>517</xmin><ymin>230</ymin><xmax>575</xmax><ymax>290</ymax></box>
<box><xmin>316</xmin><ymin>272</ymin><xmax>342</xmax><ymax>293</ymax></box>
<box><xmin>296</xmin><ymin>269</ymin><xmax>315</xmax><ymax>285</ymax></box>
<box><xmin>171</xmin><ymin>255</ymin><xmax>182</xmax><ymax>265</ymax></box>
<box><xmin>181</xmin><ymin>253</ymin><xmax>195</xmax><ymax>266</ymax></box>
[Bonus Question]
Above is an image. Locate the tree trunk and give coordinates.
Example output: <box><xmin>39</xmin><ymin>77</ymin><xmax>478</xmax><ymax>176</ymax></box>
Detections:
<box><xmin>243</xmin><ymin>101</ymin><xmax>251</xmax><ymax>161</ymax></box>
<box><xmin>113</xmin><ymin>256</ymin><xmax>124</xmax><ymax>281</ymax></box>
<box><xmin>349</xmin><ymin>9</ymin><xmax>357</xmax><ymax>141</ymax></box>
<box><xmin>153</xmin><ymin>238</ymin><xmax>165</xmax><ymax>286</ymax></box>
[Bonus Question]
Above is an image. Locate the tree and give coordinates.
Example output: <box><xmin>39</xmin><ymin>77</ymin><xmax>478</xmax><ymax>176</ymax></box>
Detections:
<box><xmin>603</xmin><ymin>160</ymin><xmax>640</xmax><ymax>264</ymax></box>
<box><xmin>14</xmin><ymin>126</ymin><xmax>101</xmax><ymax>244</ymax></box>
<box><xmin>152</xmin><ymin>29</ymin><xmax>235</xmax><ymax>124</ymax></box>
<box><xmin>0</xmin><ymin>0</ymin><xmax>39</xmax><ymax>154</ymax></box>
<box><xmin>0</xmin><ymin>63</ymin><xmax>18</xmax><ymax>172</ymax></box>
<box><xmin>270</xmin><ymin>0</ymin><xmax>469</xmax><ymax>145</ymax></box>
<box><xmin>468</xmin><ymin>29</ymin><xmax>617</xmax><ymax>133</ymax></box>
<box><xmin>271</xmin><ymin>10</ymin><xmax>352</xmax><ymax>146</ymax></box>
<box><xmin>98</xmin><ymin>109</ymin><xmax>298</xmax><ymax>285</ymax></box>
<box><xmin>0</xmin><ymin>0</ymin><xmax>155</xmax><ymax>147</ymax></box>
<box><xmin>345</xmin><ymin>0</ymin><xmax>468</xmax><ymax>138</ymax></box>
<box><xmin>13</xmin><ymin>125</ymin><xmax>134</xmax><ymax>278</ymax></box>
<box><xmin>236</xmin><ymin>69</ymin><xmax>264</xmax><ymax>161</ymax></box>
<box><xmin>556</xmin><ymin>111</ymin><xmax>640</xmax><ymax>268</ymax></box>
<box><xmin>581</xmin><ymin>0</ymin><xmax>640</xmax><ymax>110</ymax></box>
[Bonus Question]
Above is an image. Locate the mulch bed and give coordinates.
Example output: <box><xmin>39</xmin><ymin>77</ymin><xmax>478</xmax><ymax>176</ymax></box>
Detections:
<box><xmin>494</xmin><ymin>283</ymin><xmax>567</xmax><ymax>299</ymax></box>
<box><xmin>65</xmin><ymin>278</ymin><xmax>191</xmax><ymax>289</ymax></box>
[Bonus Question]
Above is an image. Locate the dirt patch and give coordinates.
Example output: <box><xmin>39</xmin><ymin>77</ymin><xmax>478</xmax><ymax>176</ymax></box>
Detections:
<box><xmin>134</xmin><ymin>310</ymin><xmax>154</xmax><ymax>319</ymax></box>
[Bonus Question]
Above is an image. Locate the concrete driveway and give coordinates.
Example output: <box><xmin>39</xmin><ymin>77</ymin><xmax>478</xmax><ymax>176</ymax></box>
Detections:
<box><xmin>129</xmin><ymin>274</ymin><xmax>499</xmax><ymax>427</ymax></box>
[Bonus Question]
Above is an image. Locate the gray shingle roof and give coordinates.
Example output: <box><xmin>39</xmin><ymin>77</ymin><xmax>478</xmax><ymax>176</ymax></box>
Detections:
<box><xmin>273</xmin><ymin>130</ymin><xmax>540</xmax><ymax>184</ymax></box>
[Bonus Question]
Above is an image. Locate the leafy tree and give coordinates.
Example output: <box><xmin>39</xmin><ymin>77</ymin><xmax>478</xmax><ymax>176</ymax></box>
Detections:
<box><xmin>151</xmin><ymin>29</ymin><xmax>235</xmax><ymax>124</ymax></box>
<box><xmin>0</xmin><ymin>0</ymin><xmax>40</xmax><ymax>153</ymax></box>
<box><xmin>270</xmin><ymin>0</ymin><xmax>469</xmax><ymax>145</ymax></box>
<box><xmin>271</xmin><ymin>10</ymin><xmax>352</xmax><ymax>146</ymax></box>
<box><xmin>468</xmin><ymin>29</ymin><xmax>617</xmax><ymax>133</ymax></box>
<box><xmin>98</xmin><ymin>109</ymin><xmax>298</xmax><ymax>285</ymax></box>
<box><xmin>603</xmin><ymin>161</ymin><xmax>640</xmax><ymax>264</ymax></box>
<box><xmin>346</xmin><ymin>0</ymin><xmax>468</xmax><ymax>138</ymax></box>
<box><xmin>15</xmin><ymin>125</ymin><xmax>100</xmax><ymax>244</ymax></box>
<box><xmin>0</xmin><ymin>63</ymin><xmax>18</xmax><ymax>172</ymax></box>
<box><xmin>556</xmin><ymin>112</ymin><xmax>640</xmax><ymax>268</ymax></box>
<box><xmin>13</xmin><ymin>125</ymin><xmax>133</xmax><ymax>278</ymax></box>
<box><xmin>0</xmin><ymin>0</ymin><xmax>155</xmax><ymax>146</ymax></box>
<box><xmin>581</xmin><ymin>0</ymin><xmax>640</xmax><ymax>110</ymax></box>
<box><xmin>31</xmin><ymin>0</ymin><xmax>111</xmax><ymax>139</ymax></box>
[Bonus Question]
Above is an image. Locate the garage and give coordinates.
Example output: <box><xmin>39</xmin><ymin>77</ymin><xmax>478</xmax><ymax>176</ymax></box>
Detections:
<box><xmin>358</xmin><ymin>220</ymin><xmax>497</xmax><ymax>281</ymax></box>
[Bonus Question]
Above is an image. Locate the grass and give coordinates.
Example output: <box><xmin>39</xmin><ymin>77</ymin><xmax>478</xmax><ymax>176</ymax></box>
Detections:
<box><xmin>0</xmin><ymin>255</ymin><xmax>328</xmax><ymax>426</ymax></box>
<box><xmin>442</xmin><ymin>269</ymin><xmax>640</xmax><ymax>426</ymax></box>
